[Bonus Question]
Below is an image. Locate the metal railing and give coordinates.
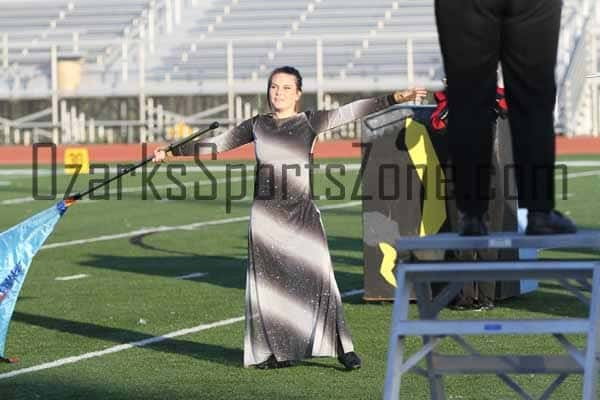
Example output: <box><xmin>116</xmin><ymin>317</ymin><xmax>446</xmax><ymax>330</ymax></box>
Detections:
<box><xmin>556</xmin><ymin>0</ymin><xmax>598</xmax><ymax>136</ymax></box>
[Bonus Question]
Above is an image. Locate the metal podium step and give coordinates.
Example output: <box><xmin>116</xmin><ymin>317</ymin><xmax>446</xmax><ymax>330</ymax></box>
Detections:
<box><xmin>402</xmin><ymin>260</ymin><xmax>595</xmax><ymax>281</ymax></box>
<box><xmin>384</xmin><ymin>230</ymin><xmax>600</xmax><ymax>400</ymax></box>
<box><xmin>393</xmin><ymin>319</ymin><xmax>590</xmax><ymax>336</ymax></box>
<box><xmin>395</xmin><ymin>230</ymin><xmax>600</xmax><ymax>251</ymax></box>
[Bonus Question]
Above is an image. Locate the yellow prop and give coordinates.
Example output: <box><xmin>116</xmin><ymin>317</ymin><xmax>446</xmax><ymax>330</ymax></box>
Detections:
<box><xmin>378</xmin><ymin>118</ymin><xmax>448</xmax><ymax>287</ymax></box>
<box><xmin>404</xmin><ymin>117</ymin><xmax>447</xmax><ymax>236</ymax></box>
<box><xmin>379</xmin><ymin>242</ymin><xmax>398</xmax><ymax>288</ymax></box>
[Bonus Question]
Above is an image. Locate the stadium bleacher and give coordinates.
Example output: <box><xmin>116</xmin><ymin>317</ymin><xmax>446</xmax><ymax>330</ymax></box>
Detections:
<box><xmin>0</xmin><ymin>1</ymin><xmax>150</xmax><ymax>86</ymax></box>
<box><xmin>0</xmin><ymin>0</ymin><xmax>590</xmax><ymax>91</ymax></box>
<box><xmin>0</xmin><ymin>0</ymin><xmax>598</xmax><ymax>142</ymax></box>
<box><xmin>148</xmin><ymin>0</ymin><xmax>440</xmax><ymax>83</ymax></box>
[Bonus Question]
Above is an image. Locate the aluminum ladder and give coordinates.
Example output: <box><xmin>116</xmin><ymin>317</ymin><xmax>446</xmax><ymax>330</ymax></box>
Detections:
<box><xmin>383</xmin><ymin>231</ymin><xmax>600</xmax><ymax>400</ymax></box>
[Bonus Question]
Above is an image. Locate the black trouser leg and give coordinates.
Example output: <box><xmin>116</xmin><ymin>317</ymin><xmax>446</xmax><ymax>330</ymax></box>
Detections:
<box><xmin>502</xmin><ymin>0</ymin><xmax>562</xmax><ymax>211</ymax></box>
<box><xmin>435</xmin><ymin>0</ymin><xmax>502</xmax><ymax>216</ymax></box>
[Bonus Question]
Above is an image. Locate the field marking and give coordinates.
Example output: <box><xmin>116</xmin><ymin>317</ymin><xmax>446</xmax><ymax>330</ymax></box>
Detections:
<box><xmin>0</xmin><ymin>163</ymin><xmax>361</xmax><ymax>206</ymax></box>
<box><xmin>55</xmin><ymin>274</ymin><xmax>89</xmax><ymax>281</ymax></box>
<box><xmin>3</xmin><ymin>160</ymin><xmax>600</xmax><ymax>177</ymax></box>
<box><xmin>3</xmin><ymin>160</ymin><xmax>599</xmax><ymax>180</ymax></box>
<box><xmin>41</xmin><ymin>216</ymin><xmax>250</xmax><ymax>251</ymax></box>
<box><xmin>558</xmin><ymin>170</ymin><xmax>600</xmax><ymax>179</ymax></box>
<box><xmin>0</xmin><ymin>316</ymin><xmax>244</xmax><ymax>380</ymax></box>
<box><xmin>40</xmin><ymin>201</ymin><xmax>360</xmax><ymax>251</ymax></box>
<box><xmin>1</xmin><ymin>196</ymin><xmax>35</xmax><ymax>205</ymax></box>
<box><xmin>0</xmin><ymin>165</ymin><xmax>255</xmax><ymax>177</ymax></box>
<box><xmin>176</xmin><ymin>272</ymin><xmax>208</xmax><ymax>280</ymax></box>
<box><xmin>1</xmin><ymin>176</ymin><xmax>246</xmax><ymax>206</ymax></box>
<box><xmin>0</xmin><ymin>288</ymin><xmax>364</xmax><ymax>380</ymax></box>
<box><xmin>2</xmin><ymin>163</ymin><xmax>328</xmax><ymax>205</ymax></box>
<box><xmin>0</xmin><ymin>164</ymin><xmax>361</xmax><ymax>180</ymax></box>
<box><xmin>2</xmin><ymin>164</ymin><xmax>599</xmax><ymax>206</ymax></box>
<box><xmin>560</xmin><ymin>161</ymin><xmax>600</xmax><ymax>167</ymax></box>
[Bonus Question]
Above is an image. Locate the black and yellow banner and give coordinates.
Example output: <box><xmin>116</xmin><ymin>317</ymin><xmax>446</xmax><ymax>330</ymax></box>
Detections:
<box><xmin>361</xmin><ymin>106</ymin><xmax>520</xmax><ymax>301</ymax></box>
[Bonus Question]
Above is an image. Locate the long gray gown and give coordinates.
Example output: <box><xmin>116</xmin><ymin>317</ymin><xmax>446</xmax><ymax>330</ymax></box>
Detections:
<box><xmin>173</xmin><ymin>95</ymin><xmax>395</xmax><ymax>366</ymax></box>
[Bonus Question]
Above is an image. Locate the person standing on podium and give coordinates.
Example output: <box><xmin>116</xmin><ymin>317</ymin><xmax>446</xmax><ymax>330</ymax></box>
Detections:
<box><xmin>434</xmin><ymin>0</ymin><xmax>577</xmax><ymax>236</ymax></box>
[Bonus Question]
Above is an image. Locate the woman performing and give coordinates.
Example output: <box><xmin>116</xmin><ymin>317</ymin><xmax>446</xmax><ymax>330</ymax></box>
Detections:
<box><xmin>153</xmin><ymin>66</ymin><xmax>426</xmax><ymax>370</ymax></box>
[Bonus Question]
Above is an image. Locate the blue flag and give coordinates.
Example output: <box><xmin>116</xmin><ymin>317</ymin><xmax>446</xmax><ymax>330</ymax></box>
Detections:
<box><xmin>0</xmin><ymin>200</ymin><xmax>71</xmax><ymax>360</ymax></box>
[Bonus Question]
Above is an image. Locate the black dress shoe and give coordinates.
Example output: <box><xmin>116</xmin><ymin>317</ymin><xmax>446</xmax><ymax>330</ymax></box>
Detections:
<box><xmin>255</xmin><ymin>355</ymin><xmax>278</xmax><ymax>369</ymax></box>
<box><xmin>255</xmin><ymin>355</ymin><xmax>294</xmax><ymax>369</ymax></box>
<box><xmin>338</xmin><ymin>351</ymin><xmax>362</xmax><ymax>370</ymax></box>
<box><xmin>458</xmin><ymin>215</ymin><xmax>488</xmax><ymax>236</ymax></box>
<box><xmin>526</xmin><ymin>210</ymin><xmax>577</xmax><ymax>235</ymax></box>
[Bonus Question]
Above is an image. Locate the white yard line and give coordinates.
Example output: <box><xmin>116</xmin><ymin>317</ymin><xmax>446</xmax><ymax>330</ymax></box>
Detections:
<box><xmin>557</xmin><ymin>170</ymin><xmax>600</xmax><ymax>179</ymax></box>
<box><xmin>40</xmin><ymin>201</ymin><xmax>360</xmax><ymax>251</ymax></box>
<box><xmin>0</xmin><ymin>165</ymin><xmax>252</xmax><ymax>176</ymax></box>
<box><xmin>0</xmin><ymin>196</ymin><xmax>35</xmax><ymax>205</ymax></box>
<box><xmin>0</xmin><ymin>163</ymin><xmax>356</xmax><ymax>206</ymax></box>
<box><xmin>175</xmin><ymin>272</ymin><xmax>208</xmax><ymax>280</ymax></box>
<box><xmin>1</xmin><ymin>176</ymin><xmax>245</xmax><ymax>206</ymax></box>
<box><xmin>0</xmin><ymin>288</ymin><xmax>364</xmax><ymax>380</ymax></box>
<box><xmin>54</xmin><ymin>274</ymin><xmax>89</xmax><ymax>281</ymax></box>
<box><xmin>2</xmin><ymin>164</ymin><xmax>598</xmax><ymax>206</ymax></box>
<box><xmin>41</xmin><ymin>216</ymin><xmax>250</xmax><ymax>250</ymax></box>
<box><xmin>5</xmin><ymin>161</ymin><xmax>600</xmax><ymax>178</ymax></box>
<box><xmin>1</xmin><ymin>160</ymin><xmax>597</xmax><ymax>179</ymax></box>
<box><xmin>0</xmin><ymin>164</ymin><xmax>361</xmax><ymax>178</ymax></box>
<box><xmin>560</xmin><ymin>161</ymin><xmax>600</xmax><ymax>167</ymax></box>
<box><xmin>0</xmin><ymin>316</ymin><xmax>244</xmax><ymax>380</ymax></box>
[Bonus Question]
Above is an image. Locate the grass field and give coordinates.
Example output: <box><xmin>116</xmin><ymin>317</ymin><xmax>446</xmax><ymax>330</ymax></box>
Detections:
<box><xmin>0</xmin><ymin>156</ymin><xmax>599</xmax><ymax>400</ymax></box>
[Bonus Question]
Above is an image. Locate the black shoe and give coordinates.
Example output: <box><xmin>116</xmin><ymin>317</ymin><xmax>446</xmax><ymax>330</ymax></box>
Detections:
<box><xmin>255</xmin><ymin>355</ymin><xmax>294</xmax><ymax>370</ymax></box>
<box><xmin>525</xmin><ymin>210</ymin><xmax>577</xmax><ymax>235</ymax></box>
<box><xmin>458</xmin><ymin>215</ymin><xmax>488</xmax><ymax>236</ymax></box>
<box><xmin>255</xmin><ymin>355</ymin><xmax>278</xmax><ymax>369</ymax></box>
<box><xmin>338</xmin><ymin>351</ymin><xmax>362</xmax><ymax>370</ymax></box>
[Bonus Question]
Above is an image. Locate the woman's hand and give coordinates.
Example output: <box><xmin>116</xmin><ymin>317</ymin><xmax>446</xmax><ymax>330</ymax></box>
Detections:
<box><xmin>152</xmin><ymin>147</ymin><xmax>169</xmax><ymax>164</ymax></box>
<box><xmin>393</xmin><ymin>87</ymin><xmax>428</xmax><ymax>104</ymax></box>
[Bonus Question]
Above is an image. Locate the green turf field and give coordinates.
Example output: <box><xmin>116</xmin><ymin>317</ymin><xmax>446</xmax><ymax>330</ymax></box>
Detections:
<box><xmin>0</xmin><ymin>156</ymin><xmax>599</xmax><ymax>400</ymax></box>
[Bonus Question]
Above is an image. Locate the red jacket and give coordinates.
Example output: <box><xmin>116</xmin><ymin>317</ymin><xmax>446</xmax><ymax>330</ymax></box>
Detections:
<box><xmin>431</xmin><ymin>87</ymin><xmax>508</xmax><ymax>132</ymax></box>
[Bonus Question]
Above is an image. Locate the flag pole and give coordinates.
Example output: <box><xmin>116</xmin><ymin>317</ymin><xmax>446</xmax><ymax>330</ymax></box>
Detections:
<box><xmin>69</xmin><ymin>121</ymin><xmax>220</xmax><ymax>201</ymax></box>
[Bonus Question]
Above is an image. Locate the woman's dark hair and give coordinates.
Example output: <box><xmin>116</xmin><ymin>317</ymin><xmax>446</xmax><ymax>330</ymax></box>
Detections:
<box><xmin>267</xmin><ymin>66</ymin><xmax>303</xmax><ymax>110</ymax></box>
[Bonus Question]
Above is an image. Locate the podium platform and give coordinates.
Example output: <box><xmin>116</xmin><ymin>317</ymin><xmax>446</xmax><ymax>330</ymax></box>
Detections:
<box><xmin>384</xmin><ymin>231</ymin><xmax>600</xmax><ymax>400</ymax></box>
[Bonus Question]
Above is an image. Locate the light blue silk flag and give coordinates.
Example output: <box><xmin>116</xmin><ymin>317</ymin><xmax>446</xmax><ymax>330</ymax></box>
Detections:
<box><xmin>0</xmin><ymin>201</ymin><xmax>70</xmax><ymax>359</ymax></box>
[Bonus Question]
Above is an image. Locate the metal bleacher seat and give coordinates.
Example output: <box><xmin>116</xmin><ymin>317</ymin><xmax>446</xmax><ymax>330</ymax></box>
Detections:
<box><xmin>0</xmin><ymin>0</ymin><xmax>595</xmax><ymax>134</ymax></box>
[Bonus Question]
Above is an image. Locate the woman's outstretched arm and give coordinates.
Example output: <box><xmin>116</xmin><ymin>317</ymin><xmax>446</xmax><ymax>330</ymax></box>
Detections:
<box><xmin>308</xmin><ymin>88</ymin><xmax>426</xmax><ymax>134</ymax></box>
<box><xmin>153</xmin><ymin>117</ymin><xmax>255</xmax><ymax>162</ymax></box>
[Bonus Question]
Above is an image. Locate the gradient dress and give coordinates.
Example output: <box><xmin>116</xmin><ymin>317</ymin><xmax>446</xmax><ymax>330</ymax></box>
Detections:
<box><xmin>173</xmin><ymin>95</ymin><xmax>395</xmax><ymax>366</ymax></box>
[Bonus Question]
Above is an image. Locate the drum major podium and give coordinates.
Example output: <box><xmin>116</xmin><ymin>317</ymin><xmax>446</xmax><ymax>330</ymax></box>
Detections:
<box><xmin>383</xmin><ymin>231</ymin><xmax>600</xmax><ymax>400</ymax></box>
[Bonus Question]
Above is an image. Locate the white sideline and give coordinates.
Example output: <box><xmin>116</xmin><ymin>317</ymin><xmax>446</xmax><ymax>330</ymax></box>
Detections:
<box><xmin>41</xmin><ymin>216</ymin><xmax>250</xmax><ymax>250</ymax></box>
<box><xmin>55</xmin><ymin>274</ymin><xmax>89</xmax><ymax>281</ymax></box>
<box><xmin>1</xmin><ymin>160</ymin><xmax>598</xmax><ymax>178</ymax></box>
<box><xmin>176</xmin><ymin>272</ymin><xmax>208</xmax><ymax>280</ymax></box>
<box><xmin>1</xmin><ymin>176</ymin><xmax>245</xmax><ymax>206</ymax></box>
<box><xmin>0</xmin><ymin>289</ymin><xmax>365</xmax><ymax>380</ymax></box>
<box><xmin>2</xmin><ymin>165</ymin><xmax>599</xmax><ymax>207</ymax></box>
<box><xmin>40</xmin><ymin>201</ymin><xmax>361</xmax><ymax>251</ymax></box>
<box><xmin>560</xmin><ymin>170</ymin><xmax>600</xmax><ymax>179</ymax></box>
<box><xmin>0</xmin><ymin>164</ymin><xmax>361</xmax><ymax>206</ymax></box>
<box><xmin>0</xmin><ymin>164</ymin><xmax>362</xmax><ymax>177</ymax></box>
